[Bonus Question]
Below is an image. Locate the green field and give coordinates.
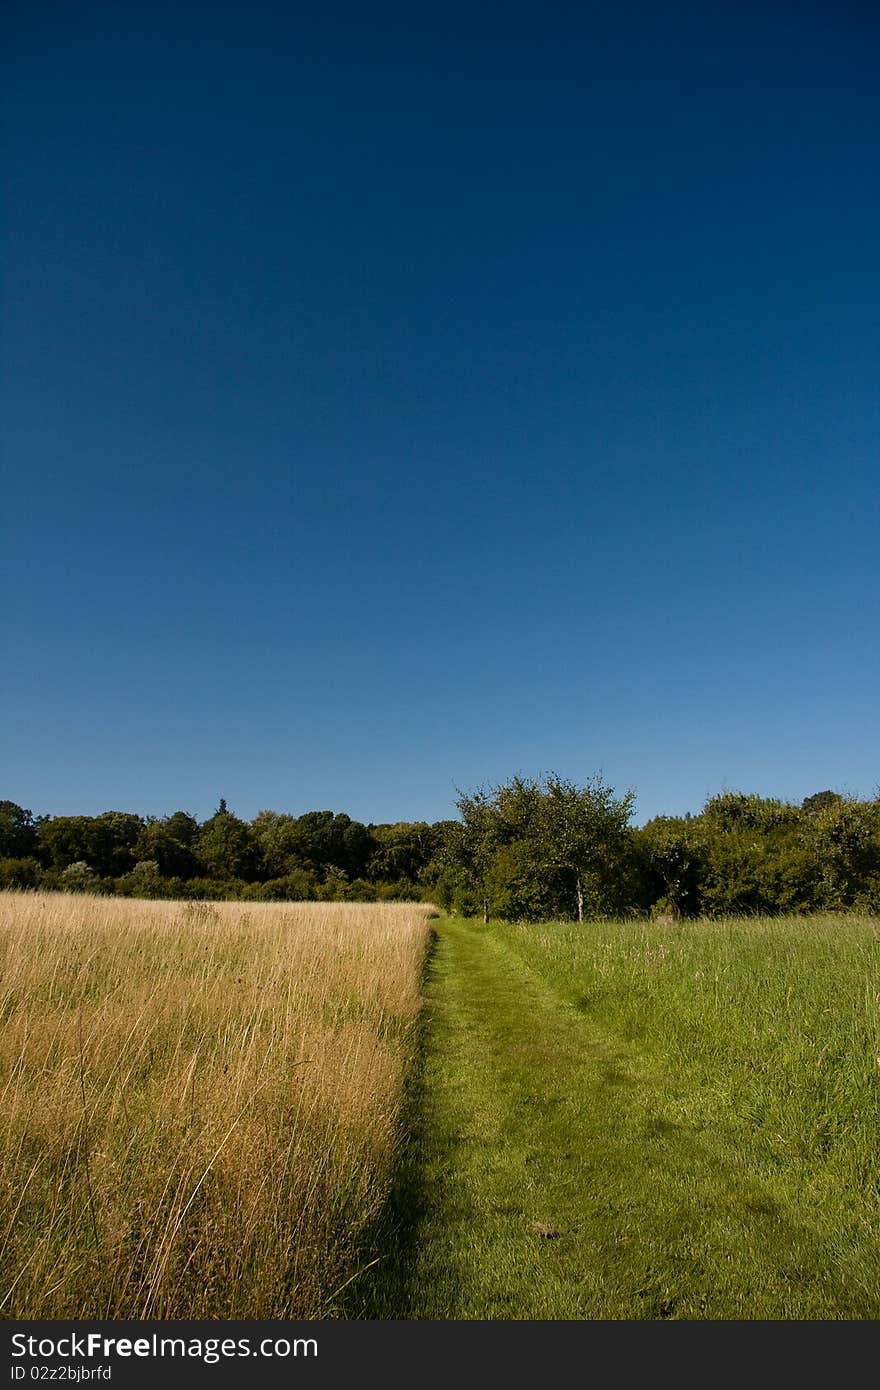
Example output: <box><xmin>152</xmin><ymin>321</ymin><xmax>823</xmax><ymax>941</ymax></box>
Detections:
<box><xmin>4</xmin><ymin>899</ymin><xmax>880</xmax><ymax>1320</ymax></box>
<box><xmin>353</xmin><ymin>913</ymin><xmax>880</xmax><ymax>1319</ymax></box>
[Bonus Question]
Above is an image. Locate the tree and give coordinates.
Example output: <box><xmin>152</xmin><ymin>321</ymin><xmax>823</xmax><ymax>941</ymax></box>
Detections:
<box><xmin>331</xmin><ymin>814</ymin><xmax>374</xmax><ymax>879</ymax></box>
<box><xmin>450</xmin><ymin>785</ymin><xmax>504</xmax><ymax>923</ymax></box>
<box><xmin>0</xmin><ymin>857</ymin><xmax>40</xmax><ymax>889</ymax></box>
<box><xmin>539</xmin><ymin>773</ymin><xmax>636</xmax><ymax>921</ymax></box>
<box><xmin>369</xmin><ymin>822</ymin><xmax>438</xmax><ymax>884</ymax></box>
<box><xmin>446</xmin><ymin>773</ymin><xmax>636</xmax><ymax>923</ymax></box>
<box><xmin>272</xmin><ymin>810</ymin><xmax>374</xmax><ymax>879</ymax></box>
<box><xmin>7</xmin><ymin>783</ymin><xmax>880</xmax><ymax>915</ymax></box>
<box><xmin>802</xmin><ymin>790</ymin><xmax>845</xmax><ymax>816</ymax></box>
<box><xmin>699</xmin><ymin>793</ymin><xmax>807</xmax><ymax>915</ymax></box>
<box><xmin>87</xmin><ymin>812</ymin><xmax>143</xmax><ymax>877</ymax></box>
<box><xmin>484</xmin><ymin>839</ymin><xmax>557</xmax><ymax>922</ymax></box>
<box><xmin>703</xmin><ymin>792</ymin><xmax>799</xmax><ymax>833</ymax></box>
<box><xmin>39</xmin><ymin>816</ymin><xmax>95</xmax><ymax>869</ymax></box>
<box><xmin>117</xmin><ymin>859</ymin><xmax>174</xmax><ymax>898</ymax></box>
<box><xmin>0</xmin><ymin>801</ymin><xmax>38</xmax><ymax>859</ymax></box>
<box><xmin>134</xmin><ymin>818</ymin><xmax>198</xmax><ymax>879</ymax></box>
<box><xmin>165</xmin><ymin>811</ymin><xmax>199</xmax><ymax>846</ymax></box>
<box><xmin>802</xmin><ymin>796</ymin><xmax>880</xmax><ymax>909</ymax></box>
<box><xmin>196</xmin><ymin>806</ymin><xmax>258</xmax><ymax>881</ymax></box>
<box><xmin>37</xmin><ymin>812</ymin><xmax>142</xmax><ymax>876</ymax></box>
<box><xmin>634</xmin><ymin>816</ymin><xmax>705</xmax><ymax>917</ymax></box>
<box><xmin>251</xmin><ymin>811</ymin><xmax>303</xmax><ymax>879</ymax></box>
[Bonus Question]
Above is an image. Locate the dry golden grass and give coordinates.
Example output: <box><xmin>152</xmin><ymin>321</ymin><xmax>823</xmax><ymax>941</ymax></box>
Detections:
<box><xmin>0</xmin><ymin>891</ymin><xmax>432</xmax><ymax>1318</ymax></box>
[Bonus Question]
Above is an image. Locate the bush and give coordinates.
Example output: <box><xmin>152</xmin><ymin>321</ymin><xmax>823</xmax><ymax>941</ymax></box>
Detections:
<box><xmin>650</xmin><ymin>896</ymin><xmax>677</xmax><ymax>920</ymax></box>
<box><xmin>115</xmin><ymin>860</ymin><xmax>175</xmax><ymax>898</ymax></box>
<box><xmin>373</xmin><ymin>879</ymin><xmax>421</xmax><ymax>902</ymax></box>
<box><xmin>345</xmin><ymin>878</ymin><xmax>379</xmax><ymax>902</ymax></box>
<box><xmin>59</xmin><ymin>862</ymin><xmax>104</xmax><ymax>894</ymax></box>
<box><xmin>0</xmin><ymin>857</ymin><xmax>42</xmax><ymax>890</ymax></box>
<box><xmin>238</xmin><ymin>870</ymin><xmax>318</xmax><ymax>901</ymax></box>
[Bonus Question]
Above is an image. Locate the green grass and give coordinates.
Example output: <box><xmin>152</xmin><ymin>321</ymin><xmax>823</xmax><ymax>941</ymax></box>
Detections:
<box><xmin>352</xmin><ymin>913</ymin><xmax>880</xmax><ymax>1319</ymax></box>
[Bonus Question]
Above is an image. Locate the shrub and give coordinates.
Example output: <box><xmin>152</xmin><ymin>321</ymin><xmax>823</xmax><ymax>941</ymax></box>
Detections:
<box><xmin>0</xmin><ymin>857</ymin><xmax>41</xmax><ymax>890</ymax></box>
<box><xmin>59</xmin><ymin>861</ymin><xmax>102</xmax><ymax>893</ymax></box>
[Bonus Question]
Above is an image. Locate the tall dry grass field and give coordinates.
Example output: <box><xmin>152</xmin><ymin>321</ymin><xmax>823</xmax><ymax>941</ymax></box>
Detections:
<box><xmin>0</xmin><ymin>891</ymin><xmax>432</xmax><ymax>1318</ymax></box>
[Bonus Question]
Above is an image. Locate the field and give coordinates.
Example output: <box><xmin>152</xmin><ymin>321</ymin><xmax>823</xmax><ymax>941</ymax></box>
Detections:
<box><xmin>0</xmin><ymin>893</ymin><xmax>431</xmax><ymax>1318</ymax></box>
<box><xmin>3</xmin><ymin>896</ymin><xmax>880</xmax><ymax>1320</ymax></box>
<box><xmin>357</xmin><ymin>913</ymin><xmax>880</xmax><ymax>1318</ymax></box>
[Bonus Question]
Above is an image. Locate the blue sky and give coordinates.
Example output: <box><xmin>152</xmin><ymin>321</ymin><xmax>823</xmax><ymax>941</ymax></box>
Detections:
<box><xmin>2</xmin><ymin>1</ymin><xmax>878</xmax><ymax>827</ymax></box>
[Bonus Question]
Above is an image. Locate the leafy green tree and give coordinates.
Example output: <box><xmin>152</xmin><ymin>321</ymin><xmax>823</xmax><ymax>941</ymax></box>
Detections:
<box><xmin>702</xmin><ymin>792</ymin><xmax>799</xmax><ymax>834</ymax></box>
<box><xmin>87</xmin><ymin>812</ymin><xmax>143</xmax><ymax>877</ymax></box>
<box><xmin>0</xmin><ymin>802</ymin><xmax>38</xmax><ymax>859</ymax></box>
<box><xmin>698</xmin><ymin>793</ymin><xmax>807</xmax><ymax>915</ymax></box>
<box><xmin>165</xmin><ymin>811</ymin><xmax>199</xmax><ymax>846</ymax></box>
<box><xmin>250</xmin><ymin>809</ymin><xmax>374</xmax><ymax>881</ymax></box>
<box><xmin>484</xmin><ymin>839</ymin><xmax>558</xmax><ymax>921</ymax></box>
<box><xmin>634</xmin><ymin>816</ymin><xmax>705</xmax><ymax>917</ymax></box>
<box><xmin>539</xmin><ymin>773</ymin><xmax>636</xmax><ymax>921</ymax></box>
<box><xmin>368</xmin><ymin>822</ymin><xmax>438</xmax><ymax>883</ymax></box>
<box><xmin>8</xmin><ymin>782</ymin><xmax>880</xmax><ymax>916</ymax></box>
<box><xmin>330</xmin><ymin>814</ymin><xmax>374</xmax><ymax>878</ymax></box>
<box><xmin>448</xmin><ymin>786</ymin><xmax>505</xmax><ymax>923</ymax></box>
<box><xmin>801</xmin><ymin>790</ymin><xmax>845</xmax><ymax>816</ymax></box>
<box><xmin>251</xmin><ymin>867</ymin><xmax>317</xmax><ymax>901</ymax></box>
<box><xmin>493</xmin><ymin>776</ymin><xmax>544</xmax><ymax>844</ymax></box>
<box><xmin>37</xmin><ymin>812</ymin><xmax>142</xmax><ymax>877</ymax></box>
<box><xmin>316</xmin><ymin>867</ymin><xmax>350</xmax><ymax>901</ymax></box>
<box><xmin>446</xmin><ymin>774</ymin><xmax>635</xmax><ymax>922</ymax></box>
<box><xmin>251</xmin><ymin>811</ymin><xmax>303</xmax><ymax>878</ymax></box>
<box><xmin>39</xmin><ymin>817</ymin><xmax>96</xmax><ymax>869</ymax></box>
<box><xmin>196</xmin><ymin>806</ymin><xmax>258</xmax><ymax>881</ymax></box>
<box><xmin>134</xmin><ymin>818</ymin><xmax>198</xmax><ymax>879</ymax></box>
<box><xmin>288</xmin><ymin>811</ymin><xmax>337</xmax><ymax>871</ymax></box>
<box><xmin>803</xmin><ymin>797</ymin><xmax>880</xmax><ymax>909</ymax></box>
<box><xmin>308</xmin><ymin>812</ymin><xmax>369</xmax><ymax>878</ymax></box>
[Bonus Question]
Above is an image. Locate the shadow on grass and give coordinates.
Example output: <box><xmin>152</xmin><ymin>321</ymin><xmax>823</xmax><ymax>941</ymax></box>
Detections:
<box><xmin>339</xmin><ymin>925</ymin><xmax>446</xmax><ymax>1319</ymax></box>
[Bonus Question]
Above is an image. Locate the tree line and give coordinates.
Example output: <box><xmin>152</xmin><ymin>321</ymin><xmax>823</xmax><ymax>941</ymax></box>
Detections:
<box><xmin>1</xmin><ymin>776</ymin><xmax>878</xmax><ymax>918</ymax></box>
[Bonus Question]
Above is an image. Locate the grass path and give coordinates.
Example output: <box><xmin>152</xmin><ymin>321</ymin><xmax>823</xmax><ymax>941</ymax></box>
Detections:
<box><xmin>352</xmin><ymin>916</ymin><xmax>880</xmax><ymax>1319</ymax></box>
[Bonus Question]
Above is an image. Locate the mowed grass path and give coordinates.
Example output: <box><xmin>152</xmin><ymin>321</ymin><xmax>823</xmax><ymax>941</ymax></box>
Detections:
<box><xmin>355</xmin><ymin>914</ymin><xmax>880</xmax><ymax>1319</ymax></box>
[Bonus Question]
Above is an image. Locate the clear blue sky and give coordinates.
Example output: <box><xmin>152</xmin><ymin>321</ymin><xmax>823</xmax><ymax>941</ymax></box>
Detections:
<box><xmin>2</xmin><ymin>1</ymin><xmax>878</xmax><ymax>827</ymax></box>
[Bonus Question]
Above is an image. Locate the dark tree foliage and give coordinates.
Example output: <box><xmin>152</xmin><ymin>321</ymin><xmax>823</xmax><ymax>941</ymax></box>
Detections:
<box><xmin>637</xmin><ymin>792</ymin><xmax>880</xmax><ymax>918</ymax></box>
<box><xmin>39</xmin><ymin>816</ymin><xmax>96</xmax><ymax>869</ymax></box>
<box><xmin>195</xmin><ymin>806</ymin><xmax>259</xmax><ymax>882</ymax></box>
<box><xmin>86</xmin><ymin>812</ymin><xmax>144</xmax><ymax>878</ymax></box>
<box><xmin>250</xmin><ymin>811</ymin><xmax>302</xmax><ymax>879</ymax></box>
<box><xmin>134</xmin><ymin>819</ymin><xmax>199</xmax><ymax>879</ymax></box>
<box><xmin>0</xmin><ymin>802</ymin><xmax>39</xmax><ymax>859</ymax></box>
<box><xmin>801</xmin><ymin>790</ymin><xmax>845</xmax><ymax>816</ymax></box>
<box><xmin>368</xmin><ymin>822</ymin><xmax>438</xmax><ymax>884</ymax></box>
<box><xmin>165</xmin><ymin>811</ymin><xmax>200</xmax><ymax>846</ymax></box>
<box><xmin>440</xmin><ymin>774</ymin><xmax>636</xmax><ymax>922</ymax></box>
<box><xmin>3</xmin><ymin>782</ymin><xmax>878</xmax><ymax>915</ymax></box>
<box><xmin>633</xmin><ymin>816</ymin><xmax>705</xmax><ymax>918</ymax></box>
